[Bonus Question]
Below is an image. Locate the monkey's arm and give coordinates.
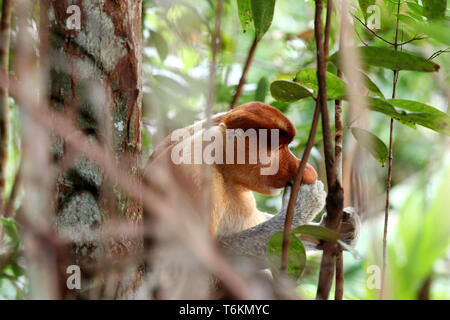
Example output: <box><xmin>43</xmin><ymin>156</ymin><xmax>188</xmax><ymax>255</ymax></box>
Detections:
<box><xmin>219</xmin><ymin>181</ymin><xmax>360</xmax><ymax>261</ymax></box>
<box><xmin>219</xmin><ymin>181</ymin><xmax>327</xmax><ymax>259</ymax></box>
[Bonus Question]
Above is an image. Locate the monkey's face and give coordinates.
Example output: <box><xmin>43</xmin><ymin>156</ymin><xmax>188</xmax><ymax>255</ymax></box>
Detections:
<box><xmin>218</xmin><ymin>139</ymin><xmax>317</xmax><ymax>195</ymax></box>
<box><xmin>217</xmin><ymin>102</ymin><xmax>317</xmax><ymax>195</ymax></box>
<box><xmin>259</xmin><ymin>144</ymin><xmax>317</xmax><ymax>193</ymax></box>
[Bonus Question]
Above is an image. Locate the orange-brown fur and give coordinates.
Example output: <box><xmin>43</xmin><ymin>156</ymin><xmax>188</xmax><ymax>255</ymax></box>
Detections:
<box><xmin>144</xmin><ymin>102</ymin><xmax>317</xmax><ymax>237</ymax></box>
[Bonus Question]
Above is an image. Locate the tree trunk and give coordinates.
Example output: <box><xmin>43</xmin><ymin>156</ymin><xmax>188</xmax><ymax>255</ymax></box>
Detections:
<box><xmin>47</xmin><ymin>0</ymin><xmax>143</xmax><ymax>298</ymax></box>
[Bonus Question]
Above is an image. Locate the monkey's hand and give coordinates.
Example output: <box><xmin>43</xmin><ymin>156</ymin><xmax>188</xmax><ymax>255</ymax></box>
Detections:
<box><xmin>284</xmin><ymin>180</ymin><xmax>327</xmax><ymax>228</ymax></box>
<box><xmin>318</xmin><ymin>207</ymin><xmax>361</xmax><ymax>248</ymax></box>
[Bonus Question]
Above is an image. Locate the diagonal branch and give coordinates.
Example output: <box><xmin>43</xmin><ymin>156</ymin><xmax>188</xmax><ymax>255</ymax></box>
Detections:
<box><xmin>351</xmin><ymin>12</ymin><xmax>394</xmax><ymax>45</ymax></box>
<box><xmin>281</xmin><ymin>0</ymin><xmax>335</xmax><ymax>274</ymax></box>
<box><xmin>351</xmin><ymin>12</ymin><xmax>426</xmax><ymax>47</ymax></box>
<box><xmin>230</xmin><ymin>36</ymin><xmax>259</xmax><ymax>109</ymax></box>
<box><xmin>281</xmin><ymin>101</ymin><xmax>321</xmax><ymax>273</ymax></box>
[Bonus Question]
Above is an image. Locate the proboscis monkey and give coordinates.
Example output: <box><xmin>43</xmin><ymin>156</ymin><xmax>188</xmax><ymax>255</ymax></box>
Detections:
<box><xmin>143</xmin><ymin>102</ymin><xmax>359</xmax><ymax>298</ymax></box>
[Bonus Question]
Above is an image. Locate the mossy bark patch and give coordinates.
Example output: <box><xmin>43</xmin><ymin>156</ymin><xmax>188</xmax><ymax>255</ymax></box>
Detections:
<box><xmin>48</xmin><ymin>1</ymin><xmax>143</xmax><ymax>294</ymax></box>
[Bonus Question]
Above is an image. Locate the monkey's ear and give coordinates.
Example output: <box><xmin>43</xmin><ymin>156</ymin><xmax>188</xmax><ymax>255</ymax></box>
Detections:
<box><xmin>220</xmin><ymin>102</ymin><xmax>296</xmax><ymax>144</ymax></box>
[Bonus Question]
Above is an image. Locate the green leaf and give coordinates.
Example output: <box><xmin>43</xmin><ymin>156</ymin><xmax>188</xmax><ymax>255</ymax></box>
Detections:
<box><xmin>397</xmin><ymin>13</ymin><xmax>418</xmax><ymax>26</ymax></box>
<box><xmin>292</xmin><ymin>225</ymin><xmax>339</xmax><ymax>241</ymax></box>
<box><xmin>361</xmin><ymin>72</ymin><xmax>385</xmax><ymax>98</ymax></box>
<box><xmin>388</xmin><ymin>99</ymin><xmax>450</xmax><ymax>136</ymax></box>
<box><xmin>295</xmin><ymin>68</ymin><xmax>347</xmax><ymax>100</ymax></box>
<box><xmin>351</xmin><ymin>127</ymin><xmax>388</xmax><ymax>166</ymax></box>
<box><xmin>423</xmin><ymin>0</ymin><xmax>447</xmax><ymax>20</ymax></box>
<box><xmin>367</xmin><ymin>97</ymin><xmax>417</xmax><ymax>129</ymax></box>
<box><xmin>237</xmin><ymin>0</ymin><xmax>253</xmax><ymax>33</ymax></box>
<box><xmin>330</xmin><ymin>46</ymin><xmax>440</xmax><ymax>72</ymax></box>
<box><xmin>411</xmin><ymin>20</ymin><xmax>450</xmax><ymax>45</ymax></box>
<box><xmin>406</xmin><ymin>2</ymin><xmax>424</xmax><ymax>18</ymax></box>
<box><xmin>9</xmin><ymin>264</ymin><xmax>25</xmax><ymax>277</ymax></box>
<box><xmin>367</xmin><ymin>97</ymin><xmax>397</xmax><ymax>116</ymax></box>
<box><xmin>270</xmin><ymin>80</ymin><xmax>313</xmax><ymax>102</ymax></box>
<box><xmin>270</xmin><ymin>100</ymin><xmax>290</xmax><ymax>113</ymax></box>
<box><xmin>251</xmin><ymin>0</ymin><xmax>276</xmax><ymax>40</ymax></box>
<box><xmin>267</xmin><ymin>231</ymin><xmax>306</xmax><ymax>279</ymax></box>
<box><xmin>336</xmin><ymin>69</ymin><xmax>384</xmax><ymax>98</ymax></box>
<box><xmin>388</xmin><ymin>99</ymin><xmax>446</xmax><ymax>115</ymax></box>
<box><xmin>150</xmin><ymin>31</ymin><xmax>168</xmax><ymax>62</ymax></box>
<box><xmin>0</xmin><ymin>218</ymin><xmax>21</xmax><ymax>250</ymax></box>
<box><xmin>255</xmin><ymin>77</ymin><xmax>269</xmax><ymax>102</ymax></box>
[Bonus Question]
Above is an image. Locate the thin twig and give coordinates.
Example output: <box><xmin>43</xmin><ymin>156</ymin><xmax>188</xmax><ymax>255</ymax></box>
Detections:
<box><xmin>380</xmin><ymin>0</ymin><xmax>402</xmax><ymax>300</ymax></box>
<box><xmin>230</xmin><ymin>36</ymin><xmax>259</xmax><ymax>109</ymax></box>
<box><xmin>351</xmin><ymin>12</ymin><xmax>425</xmax><ymax>46</ymax></box>
<box><xmin>354</xmin><ymin>27</ymin><xmax>369</xmax><ymax>46</ymax></box>
<box><xmin>351</xmin><ymin>13</ymin><xmax>394</xmax><ymax>45</ymax></box>
<box><xmin>429</xmin><ymin>47</ymin><xmax>450</xmax><ymax>60</ymax></box>
<box><xmin>399</xmin><ymin>35</ymin><xmax>426</xmax><ymax>46</ymax></box>
<box><xmin>313</xmin><ymin>120</ymin><xmax>356</xmax><ymax>146</ymax></box>
<box><xmin>281</xmin><ymin>0</ymin><xmax>334</xmax><ymax>275</ymax></box>
<box><xmin>281</xmin><ymin>101</ymin><xmax>321</xmax><ymax>273</ymax></box>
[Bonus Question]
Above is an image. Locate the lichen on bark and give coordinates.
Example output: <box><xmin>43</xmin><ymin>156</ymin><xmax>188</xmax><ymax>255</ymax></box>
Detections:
<box><xmin>47</xmin><ymin>0</ymin><xmax>143</xmax><ymax>295</ymax></box>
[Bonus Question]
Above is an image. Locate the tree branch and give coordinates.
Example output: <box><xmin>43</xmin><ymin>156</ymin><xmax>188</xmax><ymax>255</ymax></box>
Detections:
<box><xmin>281</xmin><ymin>101</ymin><xmax>321</xmax><ymax>273</ymax></box>
<box><xmin>230</xmin><ymin>37</ymin><xmax>259</xmax><ymax>109</ymax></box>
<box><xmin>351</xmin><ymin>12</ymin><xmax>425</xmax><ymax>46</ymax></box>
<box><xmin>333</xmin><ymin>0</ymin><xmax>345</xmax><ymax>300</ymax></box>
<box><xmin>335</xmin><ymin>250</ymin><xmax>344</xmax><ymax>299</ymax></box>
<box><xmin>314</xmin><ymin>0</ymin><xmax>344</xmax><ymax>300</ymax></box>
<box><xmin>380</xmin><ymin>0</ymin><xmax>402</xmax><ymax>300</ymax></box>
<box><xmin>351</xmin><ymin>13</ymin><xmax>394</xmax><ymax>45</ymax></box>
<box><xmin>429</xmin><ymin>47</ymin><xmax>450</xmax><ymax>60</ymax></box>
<box><xmin>0</xmin><ymin>0</ymin><xmax>13</xmax><ymax>215</ymax></box>
<box><xmin>281</xmin><ymin>0</ymin><xmax>339</xmax><ymax>273</ymax></box>
<box><xmin>324</xmin><ymin>0</ymin><xmax>332</xmax><ymax>62</ymax></box>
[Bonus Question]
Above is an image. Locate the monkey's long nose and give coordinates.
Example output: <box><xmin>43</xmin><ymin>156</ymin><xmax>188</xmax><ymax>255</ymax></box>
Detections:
<box><xmin>302</xmin><ymin>163</ymin><xmax>318</xmax><ymax>184</ymax></box>
<box><xmin>293</xmin><ymin>159</ymin><xmax>318</xmax><ymax>184</ymax></box>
